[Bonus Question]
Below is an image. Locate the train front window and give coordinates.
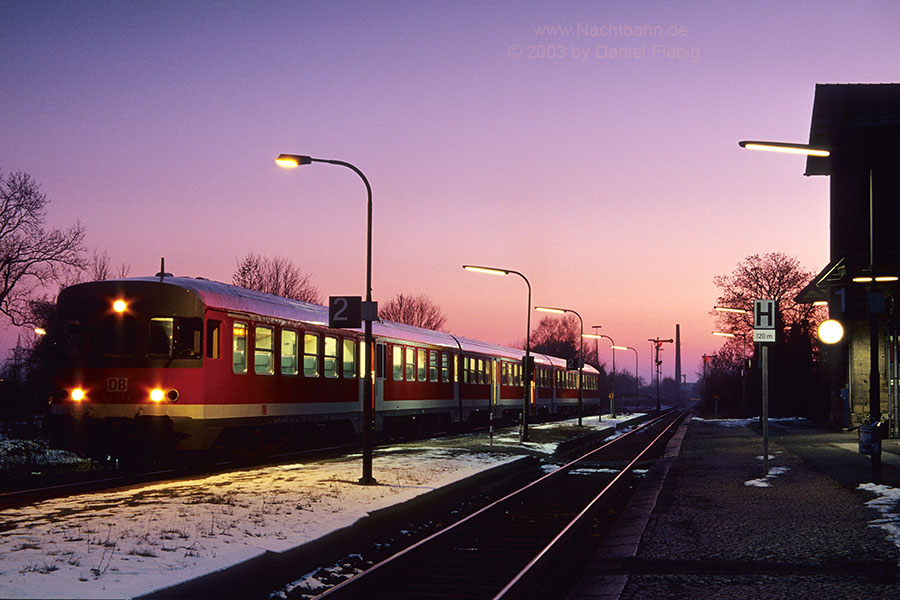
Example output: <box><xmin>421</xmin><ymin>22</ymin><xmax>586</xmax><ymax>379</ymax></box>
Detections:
<box><xmin>101</xmin><ymin>315</ymin><xmax>137</xmax><ymax>358</ymax></box>
<box><xmin>63</xmin><ymin>321</ymin><xmax>90</xmax><ymax>358</ymax></box>
<box><xmin>148</xmin><ymin>317</ymin><xmax>202</xmax><ymax>359</ymax></box>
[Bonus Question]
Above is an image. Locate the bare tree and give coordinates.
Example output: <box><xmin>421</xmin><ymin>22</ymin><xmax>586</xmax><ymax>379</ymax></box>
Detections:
<box><xmin>530</xmin><ymin>313</ymin><xmax>580</xmax><ymax>363</ymax></box>
<box><xmin>232</xmin><ymin>253</ymin><xmax>321</xmax><ymax>304</ymax></box>
<box><xmin>89</xmin><ymin>249</ymin><xmax>130</xmax><ymax>281</ymax></box>
<box><xmin>0</xmin><ymin>170</ymin><xmax>86</xmax><ymax>326</ymax></box>
<box><xmin>712</xmin><ymin>252</ymin><xmax>825</xmax><ymax>342</ymax></box>
<box><xmin>379</xmin><ymin>294</ymin><xmax>448</xmax><ymax>331</ymax></box>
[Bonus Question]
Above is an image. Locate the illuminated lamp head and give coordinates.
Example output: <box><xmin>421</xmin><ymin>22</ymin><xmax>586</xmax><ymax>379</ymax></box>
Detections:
<box><xmin>818</xmin><ymin>319</ymin><xmax>845</xmax><ymax>345</ymax></box>
<box><xmin>150</xmin><ymin>388</ymin><xmax>165</xmax><ymax>403</ymax></box>
<box><xmin>113</xmin><ymin>299</ymin><xmax>128</xmax><ymax>314</ymax></box>
<box><xmin>71</xmin><ymin>388</ymin><xmax>85</xmax><ymax>402</ymax></box>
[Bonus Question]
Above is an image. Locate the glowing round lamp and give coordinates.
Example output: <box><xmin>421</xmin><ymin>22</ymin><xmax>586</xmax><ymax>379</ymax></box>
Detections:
<box><xmin>71</xmin><ymin>388</ymin><xmax>85</xmax><ymax>402</ymax></box>
<box><xmin>818</xmin><ymin>319</ymin><xmax>844</xmax><ymax>344</ymax></box>
<box><xmin>113</xmin><ymin>299</ymin><xmax>127</xmax><ymax>313</ymax></box>
<box><xmin>150</xmin><ymin>388</ymin><xmax>165</xmax><ymax>402</ymax></box>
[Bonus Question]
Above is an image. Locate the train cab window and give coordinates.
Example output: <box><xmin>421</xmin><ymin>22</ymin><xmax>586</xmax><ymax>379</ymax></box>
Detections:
<box><xmin>206</xmin><ymin>320</ymin><xmax>220</xmax><ymax>359</ymax></box>
<box><xmin>101</xmin><ymin>315</ymin><xmax>137</xmax><ymax>358</ymax></box>
<box><xmin>233</xmin><ymin>323</ymin><xmax>248</xmax><ymax>373</ymax></box>
<box><xmin>254</xmin><ymin>326</ymin><xmax>274</xmax><ymax>375</ymax></box>
<box><xmin>441</xmin><ymin>352</ymin><xmax>449</xmax><ymax>382</ymax></box>
<box><xmin>304</xmin><ymin>333</ymin><xmax>319</xmax><ymax>377</ymax></box>
<box><xmin>405</xmin><ymin>347</ymin><xmax>415</xmax><ymax>381</ymax></box>
<box><xmin>343</xmin><ymin>339</ymin><xmax>357</xmax><ymax>378</ymax></box>
<box><xmin>429</xmin><ymin>351</ymin><xmax>438</xmax><ymax>382</ymax></box>
<box><xmin>63</xmin><ymin>321</ymin><xmax>90</xmax><ymax>358</ymax></box>
<box><xmin>281</xmin><ymin>330</ymin><xmax>298</xmax><ymax>375</ymax></box>
<box><xmin>148</xmin><ymin>317</ymin><xmax>202</xmax><ymax>359</ymax></box>
<box><xmin>324</xmin><ymin>336</ymin><xmax>339</xmax><ymax>378</ymax></box>
<box><xmin>417</xmin><ymin>349</ymin><xmax>426</xmax><ymax>382</ymax></box>
<box><xmin>392</xmin><ymin>346</ymin><xmax>403</xmax><ymax>380</ymax></box>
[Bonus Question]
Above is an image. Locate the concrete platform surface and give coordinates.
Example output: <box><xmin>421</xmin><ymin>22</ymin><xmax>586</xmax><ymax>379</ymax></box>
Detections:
<box><xmin>569</xmin><ymin>416</ymin><xmax>900</xmax><ymax>600</ymax></box>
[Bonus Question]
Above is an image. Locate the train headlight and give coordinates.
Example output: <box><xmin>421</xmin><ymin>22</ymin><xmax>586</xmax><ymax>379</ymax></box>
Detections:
<box><xmin>71</xmin><ymin>388</ymin><xmax>85</xmax><ymax>402</ymax></box>
<box><xmin>113</xmin><ymin>299</ymin><xmax>128</xmax><ymax>313</ymax></box>
<box><xmin>150</xmin><ymin>388</ymin><xmax>165</xmax><ymax>402</ymax></box>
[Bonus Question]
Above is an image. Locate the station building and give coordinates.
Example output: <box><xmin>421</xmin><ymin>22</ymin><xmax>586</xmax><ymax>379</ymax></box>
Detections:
<box><xmin>797</xmin><ymin>83</ymin><xmax>900</xmax><ymax>434</ymax></box>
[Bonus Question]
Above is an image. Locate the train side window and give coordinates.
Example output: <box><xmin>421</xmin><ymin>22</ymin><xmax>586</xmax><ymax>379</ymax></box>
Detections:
<box><xmin>254</xmin><ymin>326</ymin><xmax>274</xmax><ymax>375</ymax></box>
<box><xmin>281</xmin><ymin>330</ymin><xmax>298</xmax><ymax>375</ymax></box>
<box><xmin>304</xmin><ymin>333</ymin><xmax>319</xmax><ymax>377</ymax></box>
<box><xmin>206</xmin><ymin>320</ymin><xmax>220</xmax><ymax>359</ymax></box>
<box><xmin>441</xmin><ymin>352</ymin><xmax>449</xmax><ymax>382</ymax></box>
<box><xmin>324</xmin><ymin>336</ymin><xmax>339</xmax><ymax>378</ymax></box>
<box><xmin>405</xmin><ymin>347</ymin><xmax>415</xmax><ymax>381</ymax></box>
<box><xmin>429</xmin><ymin>351</ymin><xmax>438</xmax><ymax>382</ymax></box>
<box><xmin>462</xmin><ymin>356</ymin><xmax>470</xmax><ymax>384</ymax></box>
<box><xmin>392</xmin><ymin>345</ymin><xmax>403</xmax><ymax>380</ymax></box>
<box><xmin>343</xmin><ymin>339</ymin><xmax>357</xmax><ymax>378</ymax></box>
<box><xmin>233</xmin><ymin>322</ymin><xmax>248</xmax><ymax>373</ymax></box>
<box><xmin>417</xmin><ymin>348</ymin><xmax>426</xmax><ymax>382</ymax></box>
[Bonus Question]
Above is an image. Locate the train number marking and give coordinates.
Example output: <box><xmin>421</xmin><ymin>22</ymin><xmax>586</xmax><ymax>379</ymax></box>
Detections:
<box><xmin>107</xmin><ymin>377</ymin><xmax>128</xmax><ymax>392</ymax></box>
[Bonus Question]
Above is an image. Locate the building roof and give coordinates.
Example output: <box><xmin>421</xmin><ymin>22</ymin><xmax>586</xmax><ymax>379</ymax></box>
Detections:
<box><xmin>805</xmin><ymin>83</ymin><xmax>900</xmax><ymax>176</ymax></box>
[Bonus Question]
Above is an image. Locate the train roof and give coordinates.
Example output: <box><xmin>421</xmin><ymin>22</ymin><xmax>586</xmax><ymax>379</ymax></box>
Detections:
<box><xmin>70</xmin><ymin>276</ymin><xmax>597</xmax><ymax>375</ymax></box>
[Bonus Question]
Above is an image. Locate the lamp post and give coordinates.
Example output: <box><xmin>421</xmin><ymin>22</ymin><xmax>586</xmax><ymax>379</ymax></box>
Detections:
<box><xmin>584</xmin><ymin>332</ymin><xmax>616</xmax><ymax>418</ymax></box>
<box><xmin>536</xmin><ymin>306</ymin><xmax>583</xmax><ymax>426</ymax></box>
<box><xmin>277</xmin><ymin>153</ymin><xmax>377</xmax><ymax>485</ymax></box>
<box><xmin>612</xmin><ymin>345</ymin><xmax>638</xmax><ymax>413</ymax></box>
<box><xmin>463</xmin><ymin>265</ymin><xmax>533</xmax><ymax>442</ymax></box>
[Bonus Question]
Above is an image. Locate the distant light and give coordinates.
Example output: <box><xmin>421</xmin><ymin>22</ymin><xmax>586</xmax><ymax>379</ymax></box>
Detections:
<box><xmin>113</xmin><ymin>299</ymin><xmax>127</xmax><ymax>313</ymax></box>
<box><xmin>582</xmin><ymin>333</ymin><xmax>605</xmax><ymax>340</ymax></box>
<box><xmin>875</xmin><ymin>276</ymin><xmax>899</xmax><ymax>283</ymax></box>
<box><xmin>712</xmin><ymin>332</ymin><xmax>736</xmax><ymax>338</ymax></box>
<box><xmin>813</xmin><ymin>301</ymin><xmax>828</xmax><ymax>306</ymax></box>
<box><xmin>275</xmin><ymin>153</ymin><xmax>313</xmax><ymax>169</ymax></box>
<box><xmin>852</xmin><ymin>276</ymin><xmax>874</xmax><ymax>283</ymax></box>
<box><xmin>535</xmin><ymin>306</ymin><xmax>566</xmax><ymax>315</ymax></box>
<box><xmin>150</xmin><ymin>388</ymin><xmax>165</xmax><ymax>402</ymax></box>
<box><xmin>462</xmin><ymin>265</ymin><xmax>509</xmax><ymax>276</ymax></box>
<box><xmin>34</xmin><ymin>327</ymin><xmax>47</xmax><ymax>336</ymax></box>
<box><xmin>71</xmin><ymin>388</ymin><xmax>85</xmax><ymax>402</ymax></box>
<box><xmin>610</xmin><ymin>345</ymin><xmax>629</xmax><ymax>351</ymax></box>
<box><xmin>818</xmin><ymin>319</ymin><xmax>844</xmax><ymax>344</ymax></box>
<box><xmin>738</xmin><ymin>140</ymin><xmax>830</xmax><ymax>157</ymax></box>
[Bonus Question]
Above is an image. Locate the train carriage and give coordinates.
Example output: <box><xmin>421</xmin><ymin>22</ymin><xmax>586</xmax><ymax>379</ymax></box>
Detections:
<box><xmin>46</xmin><ymin>276</ymin><xmax>603</xmax><ymax>459</ymax></box>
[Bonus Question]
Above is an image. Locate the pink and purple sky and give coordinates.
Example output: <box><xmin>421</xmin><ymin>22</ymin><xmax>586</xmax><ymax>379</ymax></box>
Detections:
<box><xmin>1</xmin><ymin>1</ymin><xmax>898</xmax><ymax>383</ymax></box>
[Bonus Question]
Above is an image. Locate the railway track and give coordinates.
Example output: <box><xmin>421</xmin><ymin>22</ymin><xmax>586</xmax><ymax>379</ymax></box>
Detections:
<box><xmin>310</xmin><ymin>410</ymin><xmax>687</xmax><ymax>600</ymax></box>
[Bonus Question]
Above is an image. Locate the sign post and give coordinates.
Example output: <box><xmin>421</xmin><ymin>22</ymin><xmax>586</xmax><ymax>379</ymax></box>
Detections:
<box><xmin>754</xmin><ymin>300</ymin><xmax>776</xmax><ymax>476</ymax></box>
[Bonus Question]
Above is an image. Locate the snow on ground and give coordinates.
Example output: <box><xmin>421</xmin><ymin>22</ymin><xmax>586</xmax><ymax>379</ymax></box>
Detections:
<box><xmin>858</xmin><ymin>483</ymin><xmax>900</xmax><ymax>553</ymax></box>
<box><xmin>0</xmin><ymin>414</ymin><xmax>636</xmax><ymax>599</ymax></box>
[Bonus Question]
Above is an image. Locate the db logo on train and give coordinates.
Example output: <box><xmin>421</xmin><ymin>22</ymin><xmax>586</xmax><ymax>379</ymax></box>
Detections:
<box><xmin>107</xmin><ymin>378</ymin><xmax>128</xmax><ymax>392</ymax></box>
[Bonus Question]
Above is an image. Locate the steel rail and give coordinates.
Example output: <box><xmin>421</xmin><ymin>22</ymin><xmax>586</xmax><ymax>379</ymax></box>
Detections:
<box><xmin>315</xmin><ymin>410</ymin><xmax>684</xmax><ymax>600</ymax></box>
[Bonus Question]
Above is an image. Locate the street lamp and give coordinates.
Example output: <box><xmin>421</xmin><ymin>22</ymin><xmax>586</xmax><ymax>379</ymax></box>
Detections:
<box><xmin>612</xmin><ymin>345</ymin><xmax>639</xmax><ymax>413</ymax></box>
<box><xmin>277</xmin><ymin>153</ymin><xmax>377</xmax><ymax>485</ymax></box>
<box><xmin>738</xmin><ymin>140</ymin><xmax>830</xmax><ymax>157</ymax></box>
<box><xmin>463</xmin><ymin>265</ymin><xmax>533</xmax><ymax>442</ymax></box>
<box><xmin>536</xmin><ymin>306</ymin><xmax>584</xmax><ymax>426</ymax></box>
<box><xmin>584</xmin><ymin>332</ymin><xmax>616</xmax><ymax>418</ymax></box>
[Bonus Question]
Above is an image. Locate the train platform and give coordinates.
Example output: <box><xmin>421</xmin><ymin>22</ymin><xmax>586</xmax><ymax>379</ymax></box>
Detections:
<box><xmin>569</xmin><ymin>416</ymin><xmax>900</xmax><ymax>599</ymax></box>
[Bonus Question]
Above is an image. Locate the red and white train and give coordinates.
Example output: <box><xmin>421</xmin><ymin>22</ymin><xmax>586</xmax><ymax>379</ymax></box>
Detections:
<box><xmin>45</xmin><ymin>276</ymin><xmax>604</xmax><ymax>458</ymax></box>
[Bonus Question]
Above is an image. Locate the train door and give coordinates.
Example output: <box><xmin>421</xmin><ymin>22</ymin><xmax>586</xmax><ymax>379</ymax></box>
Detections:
<box><xmin>375</xmin><ymin>342</ymin><xmax>386</xmax><ymax>406</ymax></box>
<box><xmin>490</xmin><ymin>358</ymin><xmax>501</xmax><ymax>416</ymax></box>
